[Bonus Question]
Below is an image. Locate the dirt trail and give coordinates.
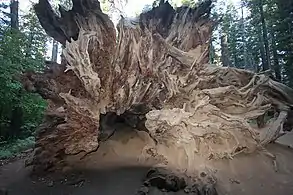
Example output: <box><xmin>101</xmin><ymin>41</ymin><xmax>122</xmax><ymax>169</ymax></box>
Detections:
<box><xmin>1</xmin><ymin>129</ymin><xmax>293</xmax><ymax>195</ymax></box>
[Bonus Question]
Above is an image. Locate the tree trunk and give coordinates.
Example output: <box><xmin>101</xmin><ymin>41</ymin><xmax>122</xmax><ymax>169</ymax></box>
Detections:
<box><xmin>241</xmin><ymin>6</ymin><xmax>248</xmax><ymax>70</ymax></box>
<box><xmin>24</xmin><ymin>0</ymin><xmax>293</xmax><ymax>177</ymax></box>
<box><xmin>51</xmin><ymin>39</ymin><xmax>58</xmax><ymax>62</ymax></box>
<box><xmin>9</xmin><ymin>0</ymin><xmax>23</xmax><ymax>138</ymax></box>
<box><xmin>209</xmin><ymin>40</ymin><xmax>215</xmax><ymax>64</ymax></box>
<box><xmin>10</xmin><ymin>0</ymin><xmax>18</xmax><ymax>30</ymax></box>
<box><xmin>9</xmin><ymin>105</ymin><xmax>23</xmax><ymax>138</ymax></box>
<box><xmin>220</xmin><ymin>33</ymin><xmax>231</xmax><ymax>67</ymax></box>
<box><xmin>271</xmin><ymin>29</ymin><xmax>281</xmax><ymax>81</ymax></box>
<box><xmin>257</xmin><ymin>24</ymin><xmax>267</xmax><ymax>71</ymax></box>
<box><xmin>259</xmin><ymin>0</ymin><xmax>270</xmax><ymax>71</ymax></box>
<box><xmin>231</xmin><ymin>43</ymin><xmax>237</xmax><ymax>68</ymax></box>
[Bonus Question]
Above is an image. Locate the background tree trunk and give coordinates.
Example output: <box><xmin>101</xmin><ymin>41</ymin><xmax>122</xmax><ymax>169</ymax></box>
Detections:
<box><xmin>271</xmin><ymin>29</ymin><xmax>281</xmax><ymax>81</ymax></box>
<box><xmin>51</xmin><ymin>39</ymin><xmax>58</xmax><ymax>62</ymax></box>
<box><xmin>220</xmin><ymin>34</ymin><xmax>231</xmax><ymax>67</ymax></box>
<box><xmin>276</xmin><ymin>0</ymin><xmax>293</xmax><ymax>86</ymax></box>
<box><xmin>9</xmin><ymin>0</ymin><xmax>23</xmax><ymax>138</ymax></box>
<box><xmin>10</xmin><ymin>0</ymin><xmax>18</xmax><ymax>30</ymax></box>
<box><xmin>259</xmin><ymin>0</ymin><xmax>270</xmax><ymax>70</ymax></box>
<box><xmin>257</xmin><ymin>25</ymin><xmax>267</xmax><ymax>71</ymax></box>
<box><xmin>9</xmin><ymin>105</ymin><xmax>23</xmax><ymax>138</ymax></box>
<box><xmin>241</xmin><ymin>6</ymin><xmax>248</xmax><ymax>70</ymax></box>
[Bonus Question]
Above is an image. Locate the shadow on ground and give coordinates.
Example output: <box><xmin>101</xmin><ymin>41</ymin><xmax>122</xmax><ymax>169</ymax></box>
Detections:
<box><xmin>0</xmin><ymin>163</ymin><xmax>151</xmax><ymax>195</ymax></box>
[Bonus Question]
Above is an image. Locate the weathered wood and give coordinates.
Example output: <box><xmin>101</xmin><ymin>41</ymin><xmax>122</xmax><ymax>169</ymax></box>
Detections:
<box><xmin>24</xmin><ymin>0</ymin><xmax>293</xmax><ymax>173</ymax></box>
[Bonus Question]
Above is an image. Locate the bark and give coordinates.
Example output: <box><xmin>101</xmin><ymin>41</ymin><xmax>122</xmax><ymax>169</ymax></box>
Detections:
<box><xmin>241</xmin><ymin>6</ymin><xmax>248</xmax><ymax>70</ymax></box>
<box><xmin>51</xmin><ymin>39</ymin><xmax>58</xmax><ymax>62</ymax></box>
<box><xmin>259</xmin><ymin>0</ymin><xmax>270</xmax><ymax>70</ymax></box>
<box><xmin>23</xmin><ymin>0</ymin><xmax>293</xmax><ymax>174</ymax></box>
<box><xmin>9</xmin><ymin>0</ymin><xmax>23</xmax><ymax>137</ymax></box>
<box><xmin>209</xmin><ymin>40</ymin><xmax>215</xmax><ymax>64</ymax></box>
<box><xmin>257</xmin><ymin>24</ymin><xmax>267</xmax><ymax>72</ymax></box>
<box><xmin>220</xmin><ymin>33</ymin><xmax>230</xmax><ymax>67</ymax></box>
<box><xmin>271</xmin><ymin>30</ymin><xmax>281</xmax><ymax>81</ymax></box>
<box><xmin>10</xmin><ymin>0</ymin><xmax>18</xmax><ymax>30</ymax></box>
<box><xmin>9</xmin><ymin>105</ymin><xmax>23</xmax><ymax>138</ymax></box>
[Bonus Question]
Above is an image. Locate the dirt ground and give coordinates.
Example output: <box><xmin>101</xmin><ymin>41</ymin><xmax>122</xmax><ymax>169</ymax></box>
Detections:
<box><xmin>1</xmin><ymin>129</ymin><xmax>293</xmax><ymax>195</ymax></box>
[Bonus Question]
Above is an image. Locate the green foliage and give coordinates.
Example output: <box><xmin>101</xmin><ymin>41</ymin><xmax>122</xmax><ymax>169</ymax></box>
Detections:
<box><xmin>0</xmin><ymin>4</ymin><xmax>47</xmax><ymax>142</ymax></box>
<box><xmin>101</xmin><ymin>0</ymin><xmax>110</xmax><ymax>13</ymax></box>
<box><xmin>243</xmin><ymin>0</ymin><xmax>293</xmax><ymax>84</ymax></box>
<box><xmin>273</xmin><ymin>0</ymin><xmax>293</xmax><ymax>85</ymax></box>
<box><xmin>0</xmin><ymin>136</ymin><xmax>35</xmax><ymax>159</ymax></box>
<box><xmin>0</xmin><ymin>28</ymin><xmax>47</xmax><ymax>141</ymax></box>
<box><xmin>220</xmin><ymin>4</ymin><xmax>241</xmax><ymax>68</ymax></box>
<box><xmin>214</xmin><ymin>0</ymin><xmax>293</xmax><ymax>84</ymax></box>
<box><xmin>180</xmin><ymin>0</ymin><xmax>196</xmax><ymax>7</ymax></box>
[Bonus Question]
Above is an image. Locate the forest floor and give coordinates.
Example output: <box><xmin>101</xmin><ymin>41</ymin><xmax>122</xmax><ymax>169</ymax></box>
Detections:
<box><xmin>1</xmin><ymin>129</ymin><xmax>293</xmax><ymax>195</ymax></box>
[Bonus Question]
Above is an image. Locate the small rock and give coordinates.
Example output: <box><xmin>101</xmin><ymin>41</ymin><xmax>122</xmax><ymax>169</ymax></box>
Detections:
<box><xmin>200</xmin><ymin>172</ymin><xmax>207</xmax><ymax>178</ymax></box>
<box><xmin>136</xmin><ymin>186</ymin><xmax>149</xmax><ymax>195</ymax></box>
<box><xmin>136</xmin><ymin>191</ymin><xmax>146</xmax><ymax>195</ymax></box>
<box><xmin>75</xmin><ymin>180</ymin><xmax>85</xmax><ymax>187</ymax></box>
<box><xmin>189</xmin><ymin>184</ymin><xmax>201</xmax><ymax>194</ymax></box>
<box><xmin>202</xmin><ymin>184</ymin><xmax>218</xmax><ymax>195</ymax></box>
<box><xmin>144</xmin><ymin>168</ymin><xmax>187</xmax><ymax>192</ymax></box>
<box><xmin>24</xmin><ymin>158</ymin><xmax>33</xmax><ymax>167</ymax></box>
<box><xmin>206</xmin><ymin>176</ymin><xmax>216</xmax><ymax>184</ymax></box>
<box><xmin>184</xmin><ymin>187</ymin><xmax>190</xmax><ymax>193</ymax></box>
<box><xmin>23</xmin><ymin>148</ymin><xmax>33</xmax><ymax>154</ymax></box>
<box><xmin>47</xmin><ymin>181</ymin><xmax>54</xmax><ymax>187</ymax></box>
<box><xmin>67</xmin><ymin>179</ymin><xmax>85</xmax><ymax>187</ymax></box>
<box><xmin>143</xmin><ymin>181</ymin><xmax>150</xmax><ymax>186</ymax></box>
<box><xmin>229</xmin><ymin>178</ymin><xmax>240</xmax><ymax>184</ymax></box>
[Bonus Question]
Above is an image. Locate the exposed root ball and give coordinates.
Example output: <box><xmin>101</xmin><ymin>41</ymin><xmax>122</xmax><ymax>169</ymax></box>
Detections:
<box><xmin>23</xmin><ymin>0</ymin><xmax>293</xmax><ymax>173</ymax></box>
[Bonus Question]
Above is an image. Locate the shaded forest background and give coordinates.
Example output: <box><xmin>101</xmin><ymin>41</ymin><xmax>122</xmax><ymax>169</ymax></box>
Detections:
<box><xmin>0</xmin><ymin>0</ymin><xmax>292</xmax><ymax>157</ymax></box>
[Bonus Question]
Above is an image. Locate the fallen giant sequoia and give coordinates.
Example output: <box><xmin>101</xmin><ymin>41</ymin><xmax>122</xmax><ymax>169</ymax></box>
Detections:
<box><xmin>23</xmin><ymin>0</ymin><xmax>293</xmax><ymax>173</ymax></box>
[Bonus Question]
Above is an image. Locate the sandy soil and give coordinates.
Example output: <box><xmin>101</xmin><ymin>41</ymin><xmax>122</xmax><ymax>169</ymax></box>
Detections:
<box><xmin>1</xmin><ymin>129</ymin><xmax>293</xmax><ymax>195</ymax></box>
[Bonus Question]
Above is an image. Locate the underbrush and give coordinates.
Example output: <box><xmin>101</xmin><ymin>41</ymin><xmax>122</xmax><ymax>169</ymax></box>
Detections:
<box><xmin>0</xmin><ymin>136</ymin><xmax>35</xmax><ymax>159</ymax></box>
